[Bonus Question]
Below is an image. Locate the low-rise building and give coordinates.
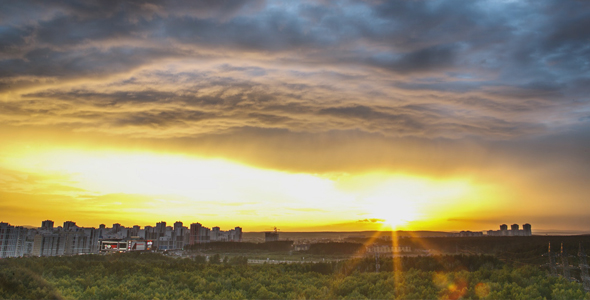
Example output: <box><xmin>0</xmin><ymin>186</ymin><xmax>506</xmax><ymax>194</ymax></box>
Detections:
<box><xmin>366</xmin><ymin>245</ymin><xmax>412</xmax><ymax>254</ymax></box>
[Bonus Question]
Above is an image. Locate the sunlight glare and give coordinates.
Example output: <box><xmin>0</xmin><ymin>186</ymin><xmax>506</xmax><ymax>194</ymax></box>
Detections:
<box><xmin>2</xmin><ymin>148</ymin><xmax>482</xmax><ymax>230</ymax></box>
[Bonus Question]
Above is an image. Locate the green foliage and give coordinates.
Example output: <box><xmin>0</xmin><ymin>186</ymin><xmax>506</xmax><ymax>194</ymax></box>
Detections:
<box><xmin>0</xmin><ymin>253</ymin><xmax>588</xmax><ymax>299</ymax></box>
<box><xmin>209</xmin><ymin>253</ymin><xmax>221</xmax><ymax>264</ymax></box>
<box><xmin>227</xmin><ymin>256</ymin><xmax>248</xmax><ymax>266</ymax></box>
<box><xmin>186</xmin><ymin>241</ymin><xmax>294</xmax><ymax>252</ymax></box>
<box><xmin>400</xmin><ymin>236</ymin><xmax>590</xmax><ymax>266</ymax></box>
<box><xmin>0</xmin><ymin>265</ymin><xmax>64</xmax><ymax>300</ymax></box>
<box><xmin>307</xmin><ymin>242</ymin><xmax>364</xmax><ymax>255</ymax></box>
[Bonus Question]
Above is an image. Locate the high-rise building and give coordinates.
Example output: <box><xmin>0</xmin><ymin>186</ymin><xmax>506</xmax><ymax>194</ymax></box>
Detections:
<box><xmin>189</xmin><ymin>223</ymin><xmax>210</xmax><ymax>244</ymax></box>
<box><xmin>97</xmin><ymin>224</ymin><xmax>107</xmax><ymax>239</ymax></box>
<box><xmin>130</xmin><ymin>225</ymin><xmax>140</xmax><ymax>237</ymax></box>
<box><xmin>523</xmin><ymin>223</ymin><xmax>532</xmax><ymax>236</ymax></box>
<box><xmin>182</xmin><ymin>226</ymin><xmax>190</xmax><ymax>246</ymax></box>
<box><xmin>41</xmin><ymin>220</ymin><xmax>54</xmax><ymax>231</ymax></box>
<box><xmin>174</xmin><ymin>221</ymin><xmax>183</xmax><ymax>232</ymax></box>
<box><xmin>155</xmin><ymin>221</ymin><xmax>166</xmax><ymax>238</ymax></box>
<box><xmin>194</xmin><ymin>224</ymin><xmax>204</xmax><ymax>244</ymax></box>
<box><xmin>144</xmin><ymin>226</ymin><xmax>154</xmax><ymax>239</ymax></box>
<box><xmin>0</xmin><ymin>223</ymin><xmax>28</xmax><ymax>258</ymax></box>
<box><xmin>112</xmin><ymin>223</ymin><xmax>121</xmax><ymax>233</ymax></box>
<box><xmin>211</xmin><ymin>227</ymin><xmax>220</xmax><ymax>241</ymax></box>
<box><xmin>33</xmin><ymin>225</ymin><xmax>99</xmax><ymax>256</ymax></box>
<box><xmin>233</xmin><ymin>227</ymin><xmax>243</xmax><ymax>242</ymax></box>
<box><xmin>500</xmin><ymin>224</ymin><xmax>508</xmax><ymax>231</ymax></box>
<box><xmin>510</xmin><ymin>224</ymin><xmax>519</xmax><ymax>236</ymax></box>
<box><xmin>63</xmin><ymin>221</ymin><xmax>77</xmax><ymax>231</ymax></box>
<box><xmin>6</xmin><ymin>219</ymin><xmax>241</xmax><ymax>256</ymax></box>
<box><xmin>265</xmin><ymin>231</ymin><xmax>279</xmax><ymax>242</ymax></box>
<box><xmin>33</xmin><ymin>233</ymin><xmax>65</xmax><ymax>256</ymax></box>
<box><xmin>173</xmin><ymin>221</ymin><xmax>185</xmax><ymax>249</ymax></box>
<box><xmin>63</xmin><ymin>229</ymin><xmax>99</xmax><ymax>255</ymax></box>
<box><xmin>153</xmin><ymin>221</ymin><xmax>168</xmax><ymax>249</ymax></box>
<box><xmin>209</xmin><ymin>226</ymin><xmax>243</xmax><ymax>242</ymax></box>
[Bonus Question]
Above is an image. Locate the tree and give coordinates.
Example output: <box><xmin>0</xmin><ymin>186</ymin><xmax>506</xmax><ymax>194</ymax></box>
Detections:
<box><xmin>209</xmin><ymin>254</ymin><xmax>221</xmax><ymax>264</ymax></box>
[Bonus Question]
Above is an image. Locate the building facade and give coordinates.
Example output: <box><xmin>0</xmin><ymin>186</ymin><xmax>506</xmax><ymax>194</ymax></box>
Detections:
<box><xmin>0</xmin><ymin>222</ymin><xmax>29</xmax><ymax>258</ymax></box>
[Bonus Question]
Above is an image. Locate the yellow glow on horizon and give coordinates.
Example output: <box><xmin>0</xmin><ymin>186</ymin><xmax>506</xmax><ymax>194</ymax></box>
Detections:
<box><xmin>365</xmin><ymin>194</ymin><xmax>419</xmax><ymax>228</ymax></box>
<box><xmin>336</xmin><ymin>174</ymin><xmax>474</xmax><ymax>230</ymax></box>
<box><xmin>0</xmin><ymin>147</ymin><xmax>492</xmax><ymax>231</ymax></box>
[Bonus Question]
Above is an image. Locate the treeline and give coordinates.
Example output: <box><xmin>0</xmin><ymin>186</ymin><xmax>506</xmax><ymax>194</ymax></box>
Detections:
<box><xmin>1</xmin><ymin>253</ymin><xmax>589</xmax><ymax>299</ymax></box>
<box><xmin>336</xmin><ymin>255</ymin><xmax>503</xmax><ymax>274</ymax></box>
<box><xmin>182</xmin><ymin>236</ymin><xmax>590</xmax><ymax>260</ymax></box>
<box><xmin>306</xmin><ymin>242</ymin><xmax>365</xmax><ymax>255</ymax></box>
<box><xmin>184</xmin><ymin>241</ymin><xmax>293</xmax><ymax>252</ymax></box>
<box><xmin>401</xmin><ymin>235</ymin><xmax>590</xmax><ymax>264</ymax></box>
<box><xmin>185</xmin><ymin>241</ymin><xmax>368</xmax><ymax>255</ymax></box>
<box><xmin>343</xmin><ymin>235</ymin><xmax>590</xmax><ymax>265</ymax></box>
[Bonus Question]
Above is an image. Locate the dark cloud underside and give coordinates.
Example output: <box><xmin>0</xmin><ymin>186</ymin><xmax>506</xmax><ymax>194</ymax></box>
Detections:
<box><xmin>1</xmin><ymin>0</ymin><xmax>589</xmax><ymax>228</ymax></box>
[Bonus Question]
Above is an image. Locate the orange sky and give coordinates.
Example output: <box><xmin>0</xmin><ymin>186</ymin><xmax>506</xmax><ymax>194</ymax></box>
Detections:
<box><xmin>1</xmin><ymin>0</ymin><xmax>589</xmax><ymax>232</ymax></box>
<box><xmin>1</xmin><ymin>126</ymin><xmax>587</xmax><ymax>232</ymax></box>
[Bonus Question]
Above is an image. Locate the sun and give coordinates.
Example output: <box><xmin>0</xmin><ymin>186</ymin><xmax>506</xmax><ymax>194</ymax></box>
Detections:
<box><xmin>364</xmin><ymin>195</ymin><xmax>419</xmax><ymax>229</ymax></box>
<box><xmin>341</xmin><ymin>174</ymin><xmax>474</xmax><ymax>230</ymax></box>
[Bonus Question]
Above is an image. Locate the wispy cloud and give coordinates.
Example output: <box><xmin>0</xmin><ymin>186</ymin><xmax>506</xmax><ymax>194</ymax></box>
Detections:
<box><xmin>0</xmin><ymin>0</ymin><xmax>588</xmax><ymax>140</ymax></box>
<box><xmin>1</xmin><ymin>0</ymin><xmax>589</xmax><ymax>230</ymax></box>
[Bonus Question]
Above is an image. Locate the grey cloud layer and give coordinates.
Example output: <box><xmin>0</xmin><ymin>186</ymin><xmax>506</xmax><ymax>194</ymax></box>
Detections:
<box><xmin>0</xmin><ymin>0</ymin><xmax>589</xmax><ymax>139</ymax></box>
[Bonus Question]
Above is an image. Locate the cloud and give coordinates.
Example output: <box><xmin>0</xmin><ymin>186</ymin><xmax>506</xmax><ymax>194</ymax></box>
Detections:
<box><xmin>0</xmin><ymin>0</ymin><xmax>587</xmax><ymax>140</ymax></box>
<box><xmin>0</xmin><ymin>61</ymin><xmax>567</xmax><ymax>140</ymax></box>
<box><xmin>358</xmin><ymin>218</ymin><xmax>385</xmax><ymax>223</ymax></box>
<box><xmin>1</xmin><ymin>0</ymin><xmax>590</xmax><ymax>230</ymax></box>
<box><xmin>288</xmin><ymin>208</ymin><xmax>327</xmax><ymax>212</ymax></box>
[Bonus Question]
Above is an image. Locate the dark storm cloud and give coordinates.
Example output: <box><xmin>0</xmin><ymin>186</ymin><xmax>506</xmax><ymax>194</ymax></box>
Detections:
<box><xmin>0</xmin><ymin>46</ymin><xmax>178</xmax><ymax>78</ymax></box>
<box><xmin>1</xmin><ymin>0</ymin><xmax>587</xmax><ymax>81</ymax></box>
<box><xmin>112</xmin><ymin>109</ymin><xmax>215</xmax><ymax>127</ymax></box>
<box><xmin>318</xmin><ymin>105</ymin><xmax>425</xmax><ymax>132</ymax></box>
<box><xmin>0</xmin><ymin>0</ymin><xmax>263</xmax><ymax>24</ymax></box>
<box><xmin>367</xmin><ymin>44</ymin><xmax>459</xmax><ymax>74</ymax></box>
<box><xmin>0</xmin><ymin>26</ymin><xmax>34</xmax><ymax>58</ymax></box>
<box><xmin>11</xmin><ymin>80</ymin><xmax>548</xmax><ymax>139</ymax></box>
<box><xmin>0</xmin><ymin>0</ymin><xmax>588</xmax><ymax>140</ymax></box>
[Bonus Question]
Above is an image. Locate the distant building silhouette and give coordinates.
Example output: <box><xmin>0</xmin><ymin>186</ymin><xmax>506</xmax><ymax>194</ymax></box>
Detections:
<box><xmin>189</xmin><ymin>222</ymin><xmax>210</xmax><ymax>245</ymax></box>
<box><xmin>265</xmin><ymin>227</ymin><xmax>280</xmax><ymax>242</ymax></box>
<box><xmin>1</xmin><ymin>218</ymin><xmax>244</xmax><ymax>257</ymax></box>
<box><xmin>523</xmin><ymin>223</ymin><xmax>532</xmax><ymax>236</ymax></box>
<box><xmin>112</xmin><ymin>223</ymin><xmax>121</xmax><ymax>233</ymax></box>
<box><xmin>500</xmin><ymin>224</ymin><xmax>508</xmax><ymax>231</ymax></box>
<box><xmin>41</xmin><ymin>220</ymin><xmax>54</xmax><ymax>231</ymax></box>
<box><xmin>0</xmin><ymin>222</ymin><xmax>29</xmax><ymax>258</ymax></box>
<box><xmin>485</xmin><ymin>223</ymin><xmax>532</xmax><ymax>237</ymax></box>
<box><xmin>63</xmin><ymin>221</ymin><xmax>77</xmax><ymax>231</ymax></box>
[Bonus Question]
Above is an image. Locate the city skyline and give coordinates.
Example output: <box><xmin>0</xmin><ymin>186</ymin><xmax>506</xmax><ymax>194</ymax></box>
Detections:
<box><xmin>2</xmin><ymin>218</ymin><xmax>536</xmax><ymax>235</ymax></box>
<box><xmin>1</xmin><ymin>0</ymin><xmax>589</xmax><ymax>232</ymax></box>
<box><xmin>0</xmin><ymin>217</ymin><xmax>535</xmax><ymax>259</ymax></box>
<box><xmin>1</xmin><ymin>218</ymin><xmax>243</xmax><ymax>258</ymax></box>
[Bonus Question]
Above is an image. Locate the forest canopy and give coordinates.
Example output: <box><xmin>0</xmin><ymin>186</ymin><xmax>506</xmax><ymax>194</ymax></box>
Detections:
<box><xmin>1</xmin><ymin>253</ymin><xmax>588</xmax><ymax>299</ymax></box>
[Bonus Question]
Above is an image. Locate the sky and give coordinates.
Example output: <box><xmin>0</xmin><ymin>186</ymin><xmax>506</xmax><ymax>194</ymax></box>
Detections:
<box><xmin>1</xmin><ymin>0</ymin><xmax>589</xmax><ymax>232</ymax></box>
